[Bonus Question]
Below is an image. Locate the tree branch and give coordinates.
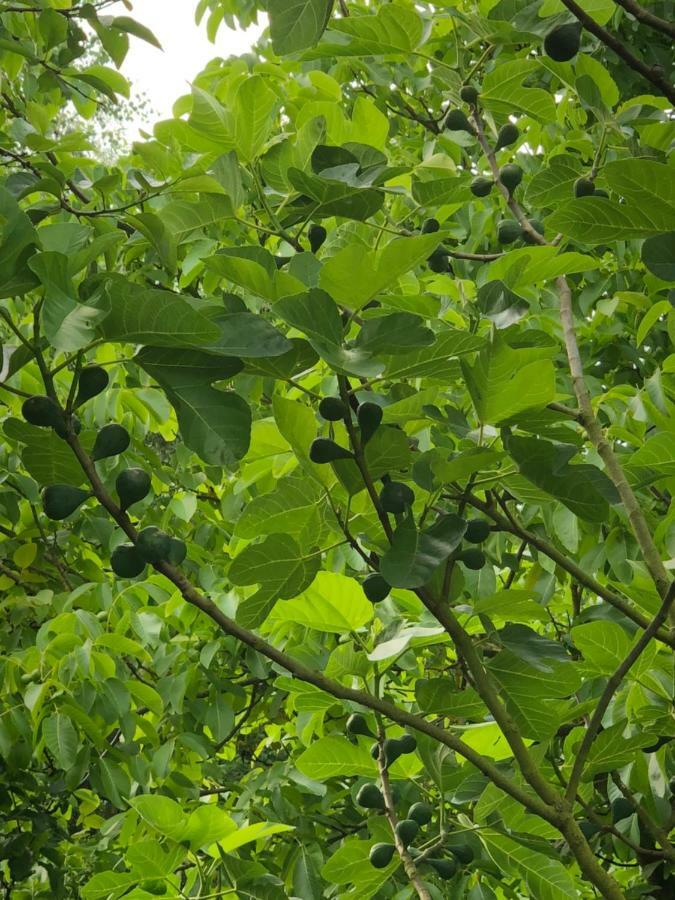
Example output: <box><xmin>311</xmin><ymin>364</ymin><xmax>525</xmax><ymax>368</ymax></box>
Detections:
<box><xmin>613</xmin><ymin>0</ymin><xmax>675</xmax><ymax>40</ymax></box>
<box><xmin>565</xmin><ymin>583</ymin><xmax>675</xmax><ymax>801</ymax></box>
<box><xmin>559</xmin><ymin>0</ymin><xmax>675</xmax><ymax>103</ymax></box>
<box><xmin>377</xmin><ymin>733</ymin><xmax>432</xmax><ymax>900</ymax></box>
<box><xmin>445</xmin><ymin>491</ymin><xmax>675</xmax><ymax>648</ymax></box>
<box><xmin>557</xmin><ymin>275</ymin><xmax>674</xmax><ymax>614</ymax></box>
<box><xmin>60</xmin><ymin>429</ymin><xmax>557</xmax><ymax>826</ymax></box>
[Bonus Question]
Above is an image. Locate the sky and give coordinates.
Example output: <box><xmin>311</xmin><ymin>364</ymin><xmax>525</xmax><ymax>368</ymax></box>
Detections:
<box><xmin>108</xmin><ymin>1</ymin><xmax>264</xmax><ymax>138</ymax></box>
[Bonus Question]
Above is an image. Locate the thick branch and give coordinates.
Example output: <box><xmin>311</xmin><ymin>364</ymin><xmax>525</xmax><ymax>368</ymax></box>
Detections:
<box><xmin>62</xmin><ymin>431</ymin><xmax>557</xmax><ymax>826</ymax></box>
<box><xmin>449</xmin><ymin>492</ymin><xmax>674</xmax><ymax>648</ymax></box>
<box><xmin>557</xmin><ymin>276</ymin><xmax>674</xmax><ymax>613</ymax></box>
<box><xmin>566</xmin><ymin>584</ymin><xmax>675</xmax><ymax>800</ymax></box>
<box><xmin>559</xmin><ymin>0</ymin><xmax>675</xmax><ymax>103</ymax></box>
<box><xmin>613</xmin><ymin>0</ymin><xmax>675</xmax><ymax>39</ymax></box>
<box><xmin>377</xmin><ymin>740</ymin><xmax>431</xmax><ymax>900</ymax></box>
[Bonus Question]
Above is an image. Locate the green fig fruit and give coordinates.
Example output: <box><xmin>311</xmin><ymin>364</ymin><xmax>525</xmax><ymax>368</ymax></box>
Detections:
<box><xmin>574</xmin><ymin>177</ymin><xmax>595</xmax><ymax>198</ymax></box>
<box><xmin>116</xmin><ymin>468</ymin><xmax>151</xmax><ymax>511</ymax></box>
<box><xmin>356</xmin><ymin>783</ymin><xmax>385</xmax><ymax>810</ymax></box>
<box><xmin>470</xmin><ymin>177</ymin><xmax>493</xmax><ymax>198</ymax></box>
<box><xmin>457</xmin><ymin>548</ymin><xmax>486</xmax><ymax>570</ymax></box>
<box><xmin>544</xmin><ymin>21</ymin><xmax>582</xmax><ymax>62</ymax></box>
<box><xmin>379</xmin><ymin>481</ymin><xmax>415</xmax><ymax>514</ymax></box>
<box><xmin>136</xmin><ymin>526</ymin><xmax>171</xmax><ymax>564</ymax></box>
<box><xmin>383</xmin><ymin>737</ymin><xmax>404</xmax><ymax>768</ymax></box>
<box><xmin>579</xmin><ymin>820</ymin><xmax>600</xmax><ymax>840</ymax></box>
<box><xmin>75</xmin><ymin>366</ymin><xmax>109</xmax><ymax>407</ymax></box>
<box><xmin>111</xmin><ymin>543</ymin><xmax>146</xmax><ymax>578</ymax></box>
<box><xmin>398</xmin><ymin>734</ymin><xmax>417</xmax><ymax>754</ymax></box>
<box><xmin>594</xmin><ymin>188</ymin><xmax>609</xmax><ymax>198</ymax></box>
<box><xmin>428</xmin><ymin>857</ymin><xmax>457</xmax><ymax>879</ymax></box>
<box><xmin>370</xmin><ymin>843</ymin><xmax>395</xmax><ymax>869</ymax></box>
<box><xmin>309</xmin><ymin>438</ymin><xmax>353</xmax><ymax>463</ymax></box>
<box><xmin>166</xmin><ymin>537</ymin><xmax>187</xmax><ymax>566</ymax></box>
<box><xmin>495</xmin><ymin>123</ymin><xmax>519</xmax><ymax>151</ymax></box>
<box><xmin>464</xmin><ymin>519</ymin><xmax>490</xmax><ymax>544</ymax></box>
<box><xmin>318</xmin><ymin>397</ymin><xmax>348</xmax><ymax>421</ymax></box>
<box><xmin>499</xmin><ymin>164</ymin><xmax>523</xmax><ymax>193</ymax></box>
<box><xmin>421</xmin><ymin>217</ymin><xmax>440</xmax><ymax>234</ymax></box>
<box><xmin>408</xmin><ymin>802</ymin><xmax>432</xmax><ymax>826</ymax></box>
<box><xmin>22</xmin><ymin>395</ymin><xmax>63</xmax><ymax>429</ymax></box>
<box><xmin>395</xmin><ymin>818</ymin><xmax>419</xmax><ymax>849</ymax></box>
<box><xmin>460</xmin><ymin>85</ymin><xmax>479</xmax><ymax>105</ymax></box>
<box><xmin>370</xmin><ymin>741</ymin><xmax>380</xmax><ymax>760</ymax></box>
<box><xmin>274</xmin><ymin>255</ymin><xmax>290</xmax><ymax>269</ymax></box>
<box><xmin>522</xmin><ymin>218</ymin><xmax>545</xmax><ymax>245</ymax></box>
<box><xmin>91</xmin><ymin>423</ymin><xmax>130</xmax><ymax>461</ymax></box>
<box><xmin>427</xmin><ymin>248</ymin><xmax>453</xmax><ymax>274</ymax></box>
<box><xmin>444</xmin><ymin>108</ymin><xmax>474</xmax><ymax>134</ymax></box>
<box><xmin>449</xmin><ymin>843</ymin><xmax>474</xmax><ymax>865</ymax></box>
<box><xmin>346</xmin><ymin>714</ymin><xmax>373</xmax><ymax>738</ymax></box>
<box><xmin>611</xmin><ymin>797</ymin><xmax>633</xmax><ymax>823</ymax></box>
<box><xmin>53</xmin><ymin>413</ymin><xmax>81</xmax><ymax>440</ymax></box>
<box><xmin>362</xmin><ymin>573</ymin><xmax>390</xmax><ymax>603</ymax></box>
<box><xmin>308</xmin><ymin>223</ymin><xmax>327</xmax><ymax>254</ymax></box>
<box><xmin>141</xmin><ymin>881</ymin><xmax>167</xmax><ymax>897</ymax></box>
<box><xmin>357</xmin><ymin>401</ymin><xmax>382</xmax><ymax>445</ymax></box>
<box><xmin>43</xmin><ymin>485</ymin><xmax>90</xmax><ymax>521</ymax></box>
<box><xmin>497</xmin><ymin>220</ymin><xmax>522</xmax><ymax>245</ymax></box>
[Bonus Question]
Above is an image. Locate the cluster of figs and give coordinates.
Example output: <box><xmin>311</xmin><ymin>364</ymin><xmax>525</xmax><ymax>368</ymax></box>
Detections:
<box><xmin>424</xmin><ymin>18</ymin><xmax>594</xmax><ymax>269</ymax></box>
<box><xmin>309</xmin><ymin>394</ymin><xmax>491</xmax><ymax>601</ymax></box>
<box><xmin>21</xmin><ymin>366</ymin><xmax>185</xmax><ymax>579</ymax></box>
<box><xmin>346</xmin><ymin>715</ymin><xmax>474</xmax><ymax>879</ymax></box>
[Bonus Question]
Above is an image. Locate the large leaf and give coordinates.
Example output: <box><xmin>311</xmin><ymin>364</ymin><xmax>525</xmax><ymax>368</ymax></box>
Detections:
<box><xmin>229</xmin><ymin>533</ymin><xmax>319</xmax><ymax>600</ymax></box>
<box><xmin>269</xmin><ymin>0</ymin><xmax>334</xmax><ymax>55</ymax></box>
<box><xmin>29</xmin><ymin>252</ymin><xmax>104</xmax><ymax>351</ymax></box>
<box><xmin>271</xmin><ymin>571</ymin><xmax>373</xmax><ymax>633</ymax></box>
<box><xmin>296</xmin><ymin>736</ymin><xmax>377</xmax><ymax>780</ymax></box>
<box><xmin>380</xmin><ymin>513</ymin><xmax>466</xmax><ymax>589</ymax></box>
<box><xmin>136</xmin><ymin>347</ymin><xmax>250</xmax><ymax>466</ymax></box>
<box><xmin>504</xmin><ymin>433</ymin><xmax>619</xmax><ymax>523</ymax></box>
<box><xmin>97</xmin><ymin>278</ymin><xmax>220</xmax><ymax>347</ymax></box>
<box><xmin>479</xmin><ymin>830</ymin><xmax>578</xmax><ymax>900</ymax></box>
<box><xmin>319</xmin><ymin>235</ymin><xmax>442</xmax><ymax>310</ymax></box>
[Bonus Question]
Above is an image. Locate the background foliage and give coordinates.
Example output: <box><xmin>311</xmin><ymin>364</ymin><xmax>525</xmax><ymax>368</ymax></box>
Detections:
<box><xmin>0</xmin><ymin>1</ymin><xmax>674</xmax><ymax>898</ymax></box>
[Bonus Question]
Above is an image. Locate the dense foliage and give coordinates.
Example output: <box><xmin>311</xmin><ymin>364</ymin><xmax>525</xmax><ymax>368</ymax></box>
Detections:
<box><xmin>0</xmin><ymin>1</ymin><xmax>674</xmax><ymax>898</ymax></box>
